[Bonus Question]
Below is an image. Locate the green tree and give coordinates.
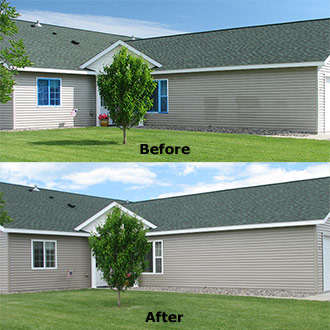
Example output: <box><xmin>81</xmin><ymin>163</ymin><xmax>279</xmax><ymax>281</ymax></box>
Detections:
<box><xmin>89</xmin><ymin>206</ymin><xmax>151</xmax><ymax>307</ymax></box>
<box><xmin>0</xmin><ymin>193</ymin><xmax>13</xmax><ymax>225</ymax></box>
<box><xmin>0</xmin><ymin>0</ymin><xmax>32</xmax><ymax>103</ymax></box>
<box><xmin>97</xmin><ymin>47</ymin><xmax>156</xmax><ymax>144</ymax></box>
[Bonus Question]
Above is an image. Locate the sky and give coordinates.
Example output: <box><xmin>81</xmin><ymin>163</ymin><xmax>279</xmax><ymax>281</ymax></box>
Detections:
<box><xmin>12</xmin><ymin>0</ymin><xmax>330</xmax><ymax>37</ymax></box>
<box><xmin>0</xmin><ymin>163</ymin><xmax>328</xmax><ymax>201</ymax></box>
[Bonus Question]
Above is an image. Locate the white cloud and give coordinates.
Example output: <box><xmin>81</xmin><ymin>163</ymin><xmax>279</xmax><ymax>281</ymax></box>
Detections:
<box><xmin>18</xmin><ymin>10</ymin><xmax>185</xmax><ymax>38</ymax></box>
<box><xmin>158</xmin><ymin>163</ymin><xmax>330</xmax><ymax>198</ymax></box>
<box><xmin>62</xmin><ymin>164</ymin><xmax>157</xmax><ymax>188</ymax></box>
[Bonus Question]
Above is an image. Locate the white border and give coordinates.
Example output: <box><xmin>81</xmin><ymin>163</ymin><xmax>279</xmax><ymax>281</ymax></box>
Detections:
<box><xmin>31</xmin><ymin>239</ymin><xmax>57</xmax><ymax>270</ymax></box>
<box><xmin>323</xmin><ymin>234</ymin><xmax>330</xmax><ymax>292</ymax></box>
<box><xmin>0</xmin><ymin>226</ymin><xmax>89</xmax><ymax>237</ymax></box>
<box><xmin>73</xmin><ymin>201</ymin><xmax>157</xmax><ymax>231</ymax></box>
<box><xmin>152</xmin><ymin>61</ymin><xmax>325</xmax><ymax>75</ymax></box>
<box><xmin>79</xmin><ymin>40</ymin><xmax>163</xmax><ymax>69</ymax></box>
<box><xmin>145</xmin><ymin>219</ymin><xmax>326</xmax><ymax>237</ymax></box>
<box><xmin>142</xmin><ymin>240</ymin><xmax>164</xmax><ymax>275</ymax></box>
<box><xmin>18</xmin><ymin>67</ymin><xmax>96</xmax><ymax>75</ymax></box>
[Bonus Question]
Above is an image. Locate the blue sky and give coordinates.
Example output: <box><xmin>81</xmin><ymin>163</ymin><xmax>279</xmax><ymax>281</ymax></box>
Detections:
<box><xmin>1</xmin><ymin>163</ymin><xmax>328</xmax><ymax>201</ymax></box>
<box><xmin>12</xmin><ymin>0</ymin><xmax>330</xmax><ymax>37</ymax></box>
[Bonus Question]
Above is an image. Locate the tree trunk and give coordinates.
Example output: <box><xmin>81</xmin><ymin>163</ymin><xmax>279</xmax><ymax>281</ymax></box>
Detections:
<box><xmin>117</xmin><ymin>289</ymin><xmax>121</xmax><ymax>307</ymax></box>
<box><xmin>123</xmin><ymin>127</ymin><xmax>127</xmax><ymax>144</ymax></box>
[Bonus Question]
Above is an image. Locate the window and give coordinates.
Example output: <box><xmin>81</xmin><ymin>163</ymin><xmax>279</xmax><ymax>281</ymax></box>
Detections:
<box><xmin>37</xmin><ymin>78</ymin><xmax>61</xmax><ymax>106</ymax></box>
<box><xmin>144</xmin><ymin>240</ymin><xmax>163</xmax><ymax>274</ymax></box>
<box><xmin>149</xmin><ymin>80</ymin><xmax>168</xmax><ymax>113</ymax></box>
<box><xmin>32</xmin><ymin>240</ymin><xmax>57</xmax><ymax>269</ymax></box>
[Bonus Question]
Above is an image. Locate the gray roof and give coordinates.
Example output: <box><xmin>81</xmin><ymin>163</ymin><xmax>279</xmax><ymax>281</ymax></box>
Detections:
<box><xmin>1</xmin><ymin>177</ymin><xmax>329</xmax><ymax>233</ymax></box>
<box><xmin>0</xmin><ymin>183</ymin><xmax>120</xmax><ymax>231</ymax></box>
<box><xmin>1</xmin><ymin>18</ymin><xmax>329</xmax><ymax>71</ymax></box>
<box><xmin>126</xmin><ymin>177</ymin><xmax>330</xmax><ymax>231</ymax></box>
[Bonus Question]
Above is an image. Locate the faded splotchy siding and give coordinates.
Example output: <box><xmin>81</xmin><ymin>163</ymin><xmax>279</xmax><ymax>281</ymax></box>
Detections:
<box><xmin>147</xmin><ymin>67</ymin><xmax>318</xmax><ymax>133</ymax></box>
<box><xmin>316</xmin><ymin>219</ymin><xmax>330</xmax><ymax>293</ymax></box>
<box><xmin>8</xmin><ymin>234</ymin><xmax>91</xmax><ymax>292</ymax></box>
<box><xmin>318</xmin><ymin>57</ymin><xmax>330</xmax><ymax>133</ymax></box>
<box><xmin>0</xmin><ymin>96</ymin><xmax>13</xmax><ymax>130</ymax></box>
<box><xmin>13</xmin><ymin>72</ymin><xmax>96</xmax><ymax>129</ymax></box>
<box><xmin>0</xmin><ymin>231</ymin><xmax>9</xmax><ymax>293</ymax></box>
<box><xmin>140</xmin><ymin>226</ymin><xmax>317</xmax><ymax>292</ymax></box>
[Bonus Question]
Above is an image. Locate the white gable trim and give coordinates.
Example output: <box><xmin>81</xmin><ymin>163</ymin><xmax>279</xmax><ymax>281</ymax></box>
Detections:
<box><xmin>146</xmin><ymin>219</ymin><xmax>326</xmax><ymax>237</ymax></box>
<box><xmin>79</xmin><ymin>40</ymin><xmax>163</xmax><ymax>69</ymax></box>
<box><xmin>152</xmin><ymin>61</ymin><xmax>325</xmax><ymax>75</ymax></box>
<box><xmin>73</xmin><ymin>201</ymin><xmax>157</xmax><ymax>231</ymax></box>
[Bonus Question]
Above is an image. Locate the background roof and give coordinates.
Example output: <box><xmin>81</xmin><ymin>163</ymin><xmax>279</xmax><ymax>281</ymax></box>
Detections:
<box><xmin>126</xmin><ymin>177</ymin><xmax>330</xmax><ymax>231</ymax></box>
<box><xmin>1</xmin><ymin>18</ymin><xmax>329</xmax><ymax>71</ymax></box>
<box><xmin>1</xmin><ymin>177</ymin><xmax>329</xmax><ymax>233</ymax></box>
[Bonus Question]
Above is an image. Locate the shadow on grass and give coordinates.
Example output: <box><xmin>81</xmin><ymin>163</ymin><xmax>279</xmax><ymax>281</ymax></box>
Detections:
<box><xmin>30</xmin><ymin>140</ymin><xmax>119</xmax><ymax>146</ymax></box>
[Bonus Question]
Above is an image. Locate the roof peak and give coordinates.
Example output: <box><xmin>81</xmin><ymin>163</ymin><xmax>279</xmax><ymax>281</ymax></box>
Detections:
<box><xmin>131</xmin><ymin>176</ymin><xmax>330</xmax><ymax>204</ymax></box>
<box><xmin>129</xmin><ymin>17</ymin><xmax>330</xmax><ymax>42</ymax></box>
<box><xmin>14</xmin><ymin>18</ymin><xmax>132</xmax><ymax>39</ymax></box>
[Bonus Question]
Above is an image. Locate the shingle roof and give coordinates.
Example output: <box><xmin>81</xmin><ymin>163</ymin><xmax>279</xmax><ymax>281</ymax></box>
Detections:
<box><xmin>1</xmin><ymin>177</ymin><xmax>329</xmax><ymax>233</ymax></box>
<box><xmin>128</xmin><ymin>18</ymin><xmax>330</xmax><ymax>71</ymax></box>
<box><xmin>1</xmin><ymin>19</ymin><xmax>132</xmax><ymax>70</ymax></box>
<box><xmin>0</xmin><ymin>182</ymin><xmax>120</xmax><ymax>231</ymax></box>
<box><xmin>1</xmin><ymin>18</ymin><xmax>329</xmax><ymax>71</ymax></box>
<box><xmin>125</xmin><ymin>177</ymin><xmax>330</xmax><ymax>231</ymax></box>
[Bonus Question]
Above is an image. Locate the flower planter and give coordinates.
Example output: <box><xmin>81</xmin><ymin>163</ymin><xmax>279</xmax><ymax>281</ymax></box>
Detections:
<box><xmin>100</xmin><ymin>119</ymin><xmax>109</xmax><ymax>127</ymax></box>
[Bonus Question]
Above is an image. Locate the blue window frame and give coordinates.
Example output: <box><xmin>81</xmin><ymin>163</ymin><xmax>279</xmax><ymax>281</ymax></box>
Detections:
<box><xmin>37</xmin><ymin>78</ymin><xmax>61</xmax><ymax>106</ymax></box>
<box><xmin>149</xmin><ymin>80</ymin><xmax>168</xmax><ymax>113</ymax></box>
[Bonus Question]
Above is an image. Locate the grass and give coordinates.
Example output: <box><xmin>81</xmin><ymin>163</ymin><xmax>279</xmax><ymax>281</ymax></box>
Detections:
<box><xmin>0</xmin><ymin>289</ymin><xmax>329</xmax><ymax>330</ymax></box>
<box><xmin>0</xmin><ymin>127</ymin><xmax>329</xmax><ymax>161</ymax></box>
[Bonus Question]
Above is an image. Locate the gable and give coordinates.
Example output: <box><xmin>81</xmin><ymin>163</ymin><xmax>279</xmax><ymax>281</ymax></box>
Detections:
<box><xmin>79</xmin><ymin>40</ymin><xmax>163</xmax><ymax>72</ymax></box>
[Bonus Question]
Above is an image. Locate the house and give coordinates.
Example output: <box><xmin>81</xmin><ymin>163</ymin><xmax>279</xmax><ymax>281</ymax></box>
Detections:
<box><xmin>0</xmin><ymin>177</ymin><xmax>329</xmax><ymax>294</ymax></box>
<box><xmin>0</xmin><ymin>18</ymin><xmax>329</xmax><ymax>133</ymax></box>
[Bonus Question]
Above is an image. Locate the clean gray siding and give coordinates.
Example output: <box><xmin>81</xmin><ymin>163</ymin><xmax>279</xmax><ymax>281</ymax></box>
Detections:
<box><xmin>140</xmin><ymin>226</ymin><xmax>317</xmax><ymax>292</ymax></box>
<box><xmin>14</xmin><ymin>72</ymin><xmax>96</xmax><ymax>129</ymax></box>
<box><xmin>0</xmin><ymin>96</ymin><xmax>13</xmax><ymax>130</ymax></box>
<box><xmin>0</xmin><ymin>231</ymin><xmax>9</xmax><ymax>293</ymax></box>
<box><xmin>318</xmin><ymin>58</ymin><xmax>330</xmax><ymax>133</ymax></box>
<box><xmin>148</xmin><ymin>67</ymin><xmax>318</xmax><ymax>133</ymax></box>
<box><xmin>8</xmin><ymin>234</ymin><xmax>91</xmax><ymax>292</ymax></box>
<box><xmin>316</xmin><ymin>219</ymin><xmax>330</xmax><ymax>293</ymax></box>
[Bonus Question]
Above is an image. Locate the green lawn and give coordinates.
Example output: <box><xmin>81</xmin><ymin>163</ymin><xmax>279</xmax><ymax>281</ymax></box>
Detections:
<box><xmin>0</xmin><ymin>127</ymin><xmax>329</xmax><ymax>161</ymax></box>
<box><xmin>0</xmin><ymin>289</ymin><xmax>328</xmax><ymax>330</ymax></box>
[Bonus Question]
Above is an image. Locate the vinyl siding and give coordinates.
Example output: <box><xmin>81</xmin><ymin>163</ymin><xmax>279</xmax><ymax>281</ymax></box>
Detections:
<box><xmin>318</xmin><ymin>57</ymin><xmax>330</xmax><ymax>133</ymax></box>
<box><xmin>14</xmin><ymin>72</ymin><xmax>96</xmax><ymax>129</ymax></box>
<box><xmin>316</xmin><ymin>219</ymin><xmax>330</xmax><ymax>293</ymax></box>
<box><xmin>0</xmin><ymin>231</ymin><xmax>9</xmax><ymax>293</ymax></box>
<box><xmin>147</xmin><ymin>67</ymin><xmax>318</xmax><ymax>133</ymax></box>
<box><xmin>140</xmin><ymin>226</ymin><xmax>317</xmax><ymax>292</ymax></box>
<box><xmin>0</xmin><ymin>96</ymin><xmax>13</xmax><ymax>130</ymax></box>
<box><xmin>8</xmin><ymin>234</ymin><xmax>91</xmax><ymax>292</ymax></box>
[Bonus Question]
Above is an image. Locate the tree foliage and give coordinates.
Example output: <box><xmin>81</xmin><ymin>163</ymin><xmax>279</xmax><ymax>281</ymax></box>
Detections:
<box><xmin>97</xmin><ymin>47</ymin><xmax>156</xmax><ymax>144</ymax></box>
<box><xmin>89</xmin><ymin>206</ymin><xmax>151</xmax><ymax>307</ymax></box>
<box><xmin>0</xmin><ymin>192</ymin><xmax>13</xmax><ymax>225</ymax></box>
<box><xmin>0</xmin><ymin>0</ymin><xmax>32</xmax><ymax>103</ymax></box>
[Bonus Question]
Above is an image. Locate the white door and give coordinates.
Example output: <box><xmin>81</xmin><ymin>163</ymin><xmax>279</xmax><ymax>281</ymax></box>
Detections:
<box><xmin>325</xmin><ymin>77</ymin><xmax>330</xmax><ymax>133</ymax></box>
<box><xmin>95</xmin><ymin>264</ymin><xmax>108</xmax><ymax>287</ymax></box>
<box><xmin>324</xmin><ymin>235</ymin><xmax>330</xmax><ymax>292</ymax></box>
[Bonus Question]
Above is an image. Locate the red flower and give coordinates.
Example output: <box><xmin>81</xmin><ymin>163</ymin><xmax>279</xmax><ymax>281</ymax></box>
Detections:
<box><xmin>98</xmin><ymin>114</ymin><xmax>109</xmax><ymax>120</ymax></box>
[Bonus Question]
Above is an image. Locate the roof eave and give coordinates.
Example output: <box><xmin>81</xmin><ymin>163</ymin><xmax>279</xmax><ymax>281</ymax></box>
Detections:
<box><xmin>152</xmin><ymin>61</ymin><xmax>326</xmax><ymax>75</ymax></box>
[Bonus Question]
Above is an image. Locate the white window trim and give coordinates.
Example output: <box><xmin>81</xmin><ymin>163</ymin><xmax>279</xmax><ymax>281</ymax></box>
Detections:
<box><xmin>142</xmin><ymin>240</ymin><xmax>164</xmax><ymax>275</ymax></box>
<box><xmin>148</xmin><ymin>79</ymin><xmax>169</xmax><ymax>114</ymax></box>
<box><xmin>31</xmin><ymin>239</ymin><xmax>57</xmax><ymax>270</ymax></box>
<box><xmin>36</xmin><ymin>77</ymin><xmax>62</xmax><ymax>107</ymax></box>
